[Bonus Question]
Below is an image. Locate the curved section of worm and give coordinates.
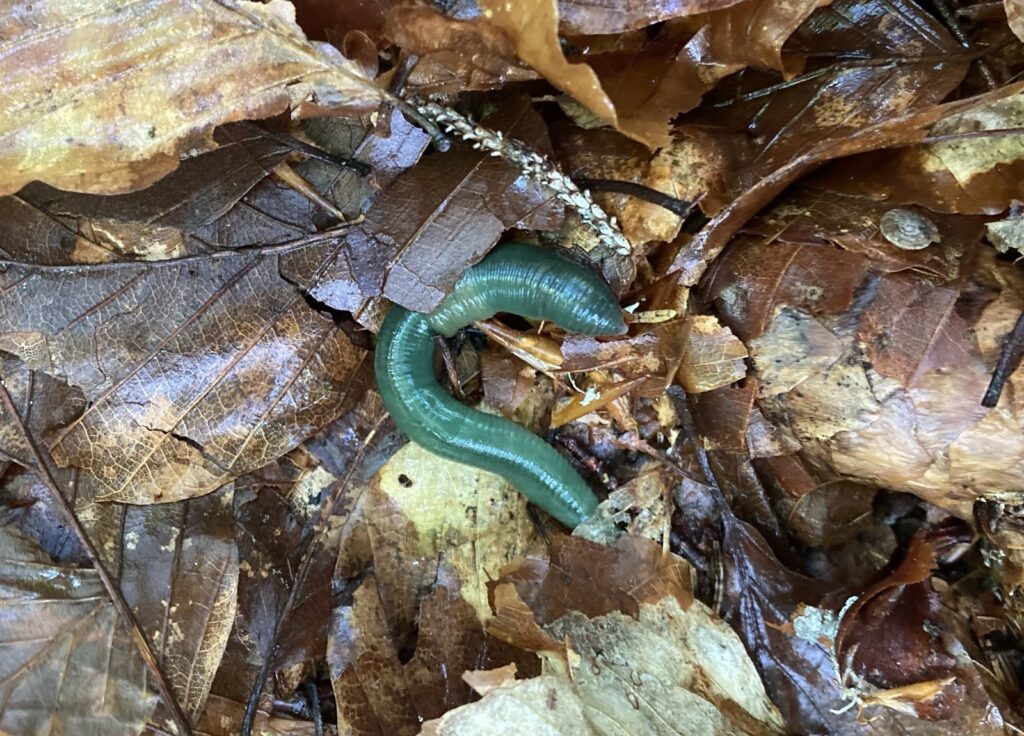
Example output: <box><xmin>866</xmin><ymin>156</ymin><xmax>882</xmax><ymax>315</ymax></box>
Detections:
<box><xmin>374</xmin><ymin>243</ymin><xmax>626</xmax><ymax>527</ymax></box>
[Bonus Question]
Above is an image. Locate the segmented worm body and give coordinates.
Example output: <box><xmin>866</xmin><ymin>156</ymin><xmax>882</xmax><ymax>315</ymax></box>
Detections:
<box><xmin>375</xmin><ymin>243</ymin><xmax>625</xmax><ymax>527</ymax></box>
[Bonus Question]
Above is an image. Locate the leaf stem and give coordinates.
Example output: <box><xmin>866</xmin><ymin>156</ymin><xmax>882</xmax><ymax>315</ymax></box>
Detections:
<box><xmin>982</xmin><ymin>311</ymin><xmax>1024</xmax><ymax>408</ymax></box>
<box><xmin>0</xmin><ymin>381</ymin><xmax>194</xmax><ymax>736</ymax></box>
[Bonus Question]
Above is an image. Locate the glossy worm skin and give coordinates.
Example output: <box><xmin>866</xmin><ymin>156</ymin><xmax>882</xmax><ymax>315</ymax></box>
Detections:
<box><xmin>375</xmin><ymin>243</ymin><xmax>626</xmax><ymax>527</ymax></box>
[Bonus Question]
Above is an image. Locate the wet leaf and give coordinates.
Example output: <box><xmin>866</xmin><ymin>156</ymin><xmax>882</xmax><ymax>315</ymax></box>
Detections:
<box><xmin>556</xmin><ymin>0</ymin><xmax>738</xmax><ymax>35</ymax></box>
<box><xmin>819</xmin><ymin>92</ymin><xmax>1024</xmax><ymax>214</ymax></box>
<box><xmin>282</xmin><ymin>95</ymin><xmax>563</xmax><ymax>327</ymax></box>
<box><xmin>466</xmin><ymin>536</ymin><xmax>784</xmax><ymax>735</ymax></box>
<box><xmin>670</xmin><ymin>0</ymin><xmax>1019</xmax><ymax>283</ymax></box>
<box><xmin>363</xmin><ymin>438</ymin><xmax>548</xmax><ymax>634</ymax></box>
<box><xmin>2</xmin><ymin>0</ymin><xmax>383</xmax><ymax>196</ymax></box>
<box><xmin>385</xmin><ymin>6</ymin><xmax>537</xmax><ymax>95</ymax></box>
<box><xmin>705</xmin><ymin>238</ymin><xmax>870</xmax><ymax>342</ymax></box>
<box><xmin>0</xmin><ymin>525</ymin><xmax>157</xmax><ymax>735</ymax></box>
<box><xmin>0</xmin><ymin>249</ymin><xmax>372</xmax><ymax>504</ymax></box>
<box><xmin>0</xmin><ymin>127</ymin><xmax>294</xmax><ymax>265</ymax></box>
<box><xmin>835</xmin><ymin>534</ymin><xmax>1004</xmax><ymax>727</ymax></box>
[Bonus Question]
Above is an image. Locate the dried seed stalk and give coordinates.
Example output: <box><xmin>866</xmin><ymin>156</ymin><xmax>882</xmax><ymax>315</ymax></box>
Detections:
<box><xmin>410</xmin><ymin>98</ymin><xmax>631</xmax><ymax>255</ymax></box>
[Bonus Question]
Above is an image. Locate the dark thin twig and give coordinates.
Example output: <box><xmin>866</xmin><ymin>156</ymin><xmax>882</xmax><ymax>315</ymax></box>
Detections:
<box><xmin>304</xmin><ymin>680</ymin><xmax>324</xmax><ymax>736</ymax></box>
<box><xmin>387</xmin><ymin>51</ymin><xmax>420</xmax><ymax>97</ymax></box>
<box><xmin>393</xmin><ymin>96</ymin><xmax>452</xmax><ymax>152</ymax></box>
<box><xmin>0</xmin><ymin>381</ymin><xmax>194</xmax><ymax>736</ymax></box>
<box><xmin>922</xmin><ymin>127</ymin><xmax>1024</xmax><ymax>145</ymax></box>
<box><xmin>241</xmin><ymin>414</ymin><xmax>386</xmax><ymax>736</ymax></box>
<box><xmin>930</xmin><ymin>0</ymin><xmax>997</xmax><ymax>89</ymax></box>
<box><xmin>575</xmin><ymin>178</ymin><xmax>694</xmax><ymax>218</ymax></box>
<box><xmin>982</xmin><ymin>311</ymin><xmax>1024</xmax><ymax>407</ymax></box>
<box><xmin>435</xmin><ymin>334</ymin><xmax>466</xmax><ymax>400</ymax></box>
<box><xmin>239</xmin><ymin>121</ymin><xmax>371</xmax><ymax>175</ymax></box>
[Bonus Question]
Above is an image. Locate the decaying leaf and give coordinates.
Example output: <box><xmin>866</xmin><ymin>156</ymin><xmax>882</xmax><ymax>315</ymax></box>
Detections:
<box><xmin>834</xmin><ymin>534</ymin><xmax>1003</xmax><ymax>727</ymax></box>
<box><xmin>820</xmin><ymin>92</ymin><xmax>1024</xmax><ymax>214</ymax></box>
<box><xmin>385</xmin><ymin>5</ymin><xmax>537</xmax><ymax>94</ymax></box>
<box><xmin>2</xmin><ymin>0</ymin><xmax>384</xmax><ymax>197</ymax></box>
<box><xmin>706</xmin><ymin>188</ymin><xmax>1024</xmax><ymax>518</ymax></box>
<box><xmin>0</xmin><ymin>525</ymin><xmax>157</xmax><ymax>735</ymax></box>
<box><xmin>363</xmin><ymin>438</ymin><xmax>549</xmax><ymax>631</ymax></box>
<box><xmin>1011</xmin><ymin>0</ymin><xmax>1024</xmax><ymax>42</ymax></box>
<box><xmin>7</xmin><ymin>0</ymin><xmax>1024</xmax><ymax>733</ymax></box>
<box><xmin>0</xmin><ymin>249</ymin><xmax>372</xmax><ymax>504</ymax></box>
<box><xmin>283</xmin><ymin>95</ymin><xmax>563</xmax><ymax>327</ymax></box>
<box><xmin>427</xmin><ymin>536</ymin><xmax>785</xmax><ymax>735</ymax></box>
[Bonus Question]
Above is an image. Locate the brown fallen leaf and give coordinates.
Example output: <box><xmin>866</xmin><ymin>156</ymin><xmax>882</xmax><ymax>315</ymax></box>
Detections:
<box><xmin>714</xmin><ymin>226</ymin><xmax>1024</xmax><ymax>516</ymax></box>
<box><xmin>670</xmin><ymin>0</ymin><xmax>1019</xmax><ymax>284</ymax></box>
<box><xmin>0</xmin><ymin>525</ymin><xmax>157</xmax><ymax>735</ymax></box>
<box><xmin>384</xmin><ymin>5</ymin><xmax>537</xmax><ymax>95</ymax></box>
<box><xmin>556</xmin><ymin>0</ymin><xmax>735</xmax><ymax>35</ymax></box>
<box><xmin>457</xmin><ymin>536</ymin><xmax>784</xmax><ymax>735</ymax></box>
<box><xmin>676</xmin><ymin>315</ymin><xmax>748</xmax><ymax>393</ymax></box>
<box><xmin>1</xmin><ymin>0</ymin><xmax>384</xmax><ymax>196</ymax></box>
<box><xmin>834</xmin><ymin>534</ymin><xmax>1003</xmax><ymax>727</ymax></box>
<box><xmin>283</xmin><ymin>95</ymin><xmax>563</xmax><ymax>328</ymax></box>
<box><xmin>0</xmin><ymin>248</ymin><xmax>372</xmax><ymax>505</ymax></box>
<box><xmin>817</xmin><ymin>92</ymin><xmax>1024</xmax><ymax>214</ymax></box>
<box><xmin>362</xmin><ymin>438</ymin><xmax>549</xmax><ymax>634</ymax></box>
<box><xmin>1010</xmin><ymin>0</ymin><xmax>1024</xmax><ymax>42</ymax></box>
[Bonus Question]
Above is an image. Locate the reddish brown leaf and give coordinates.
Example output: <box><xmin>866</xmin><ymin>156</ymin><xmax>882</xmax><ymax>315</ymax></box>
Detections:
<box><xmin>815</xmin><ymin>92</ymin><xmax>1024</xmax><ymax>214</ymax></box>
<box><xmin>857</xmin><ymin>274</ymin><xmax>975</xmax><ymax>386</ymax></box>
<box><xmin>384</xmin><ymin>6</ymin><xmax>537</xmax><ymax>95</ymax></box>
<box><xmin>707</xmin><ymin>238</ymin><xmax>870</xmax><ymax>343</ymax></box>
<box><xmin>835</xmin><ymin>535</ymin><xmax>1002</xmax><ymax>726</ymax></box>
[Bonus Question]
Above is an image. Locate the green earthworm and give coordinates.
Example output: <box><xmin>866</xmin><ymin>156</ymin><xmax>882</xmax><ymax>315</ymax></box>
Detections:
<box><xmin>374</xmin><ymin>243</ymin><xmax>626</xmax><ymax>527</ymax></box>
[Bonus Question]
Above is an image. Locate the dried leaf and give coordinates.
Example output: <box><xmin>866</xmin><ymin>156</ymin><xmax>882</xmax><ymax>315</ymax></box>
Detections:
<box><xmin>473</xmin><ymin>536</ymin><xmax>782</xmax><ymax>735</ymax></box>
<box><xmin>480</xmin><ymin>0</ymin><xmax>674</xmax><ymax>148</ymax></box>
<box><xmin>0</xmin><ymin>354</ymin><xmax>85</xmax><ymax>472</ymax></box>
<box><xmin>1011</xmin><ymin>0</ymin><xmax>1024</xmax><ymax>42</ymax></box>
<box><xmin>0</xmin><ymin>249</ymin><xmax>372</xmax><ymax>504</ymax></box>
<box><xmin>677</xmin><ymin>315</ymin><xmax>747</xmax><ymax>393</ymax></box>
<box><xmin>2</xmin><ymin>0</ymin><xmax>383</xmax><ymax>196</ymax></box>
<box><xmin>552</xmin><ymin>377</ymin><xmax>643</xmax><ymax>428</ymax></box>
<box><xmin>421</xmin><ymin>674</ymin><xmax>586</xmax><ymax>735</ymax></box>
<box><xmin>0</xmin><ymin>127</ymin><xmax>292</xmax><ymax>265</ymax></box>
<box><xmin>857</xmin><ymin>274</ymin><xmax>974</xmax><ymax>386</ymax></box>
<box><xmin>0</xmin><ymin>525</ymin><xmax>157</xmax><ymax>735</ymax></box>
